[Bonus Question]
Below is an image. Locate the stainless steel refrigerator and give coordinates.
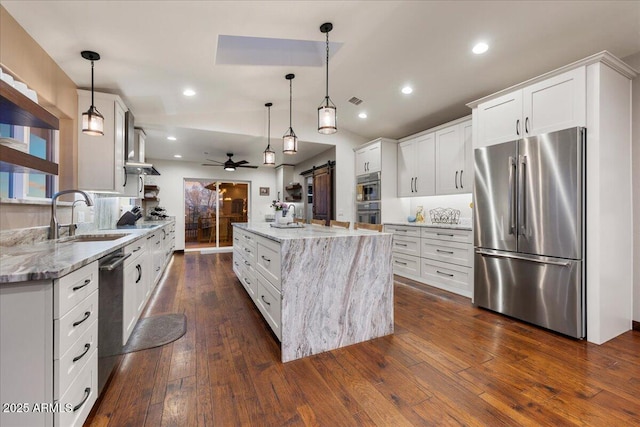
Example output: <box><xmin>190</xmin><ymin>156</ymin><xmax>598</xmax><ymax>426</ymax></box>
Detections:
<box><xmin>473</xmin><ymin>127</ymin><xmax>585</xmax><ymax>338</ymax></box>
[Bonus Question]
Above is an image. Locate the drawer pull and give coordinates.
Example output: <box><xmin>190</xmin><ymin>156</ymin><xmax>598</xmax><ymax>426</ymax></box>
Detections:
<box><xmin>261</xmin><ymin>255</ymin><xmax>271</xmax><ymax>263</ymax></box>
<box><xmin>156</xmin><ymin>266</ymin><xmax>161</xmax><ymax>272</ymax></box>
<box><xmin>156</xmin><ymin>241</ymin><xmax>161</xmax><ymax>245</ymax></box>
<box><xmin>73</xmin><ymin>311</ymin><xmax>91</xmax><ymax>327</ymax></box>
<box><xmin>146</xmin><ymin>235</ymin><xmax>154</xmax><ymax>240</ymax></box>
<box><xmin>244</xmin><ymin>247</ymin><xmax>251</xmax><ymax>253</ymax></box>
<box><xmin>73</xmin><ymin>387</ymin><xmax>91</xmax><ymax>412</ymax></box>
<box><xmin>436</xmin><ymin>233</ymin><xmax>455</xmax><ymax>237</ymax></box>
<box><xmin>234</xmin><ymin>261</ymin><xmax>239</xmax><ymax>266</ymax></box>
<box><xmin>436</xmin><ymin>249</ymin><xmax>454</xmax><ymax>254</ymax></box>
<box><xmin>72</xmin><ymin>343</ymin><xmax>91</xmax><ymax>363</ymax></box>
<box><xmin>72</xmin><ymin>279</ymin><xmax>91</xmax><ymax>292</ymax></box>
<box><xmin>394</xmin><ymin>260</ymin><xmax>408</xmax><ymax>266</ymax></box>
<box><xmin>395</xmin><ymin>243</ymin><xmax>408</xmax><ymax>247</ymax></box>
<box><xmin>261</xmin><ymin>295</ymin><xmax>271</xmax><ymax>306</ymax></box>
<box><xmin>436</xmin><ymin>270</ymin><xmax>454</xmax><ymax>277</ymax></box>
<box><xmin>244</xmin><ymin>260</ymin><xmax>250</xmax><ymax>266</ymax></box>
<box><xmin>244</xmin><ymin>278</ymin><xmax>251</xmax><ymax>285</ymax></box>
<box><xmin>132</xmin><ymin>246</ymin><xmax>142</xmax><ymax>253</ymax></box>
<box><xmin>136</xmin><ymin>265</ymin><xmax>142</xmax><ymax>283</ymax></box>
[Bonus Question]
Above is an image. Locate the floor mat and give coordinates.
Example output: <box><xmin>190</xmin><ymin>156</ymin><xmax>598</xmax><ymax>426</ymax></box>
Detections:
<box><xmin>123</xmin><ymin>313</ymin><xmax>186</xmax><ymax>353</ymax></box>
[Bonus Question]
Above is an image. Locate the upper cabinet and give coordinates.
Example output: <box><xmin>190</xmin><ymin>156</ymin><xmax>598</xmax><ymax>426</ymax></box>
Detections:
<box><xmin>398</xmin><ymin>133</ymin><xmax>435</xmax><ymax>197</ymax></box>
<box><xmin>397</xmin><ymin>117</ymin><xmax>472</xmax><ymax>197</ymax></box>
<box><xmin>355</xmin><ymin>142</ymin><xmax>381</xmax><ymax>175</ymax></box>
<box><xmin>475</xmin><ymin>67</ymin><xmax>586</xmax><ymax>147</ymax></box>
<box><xmin>435</xmin><ymin>120</ymin><xmax>472</xmax><ymax>194</ymax></box>
<box><xmin>77</xmin><ymin>90</ymin><xmax>127</xmax><ymax>193</ymax></box>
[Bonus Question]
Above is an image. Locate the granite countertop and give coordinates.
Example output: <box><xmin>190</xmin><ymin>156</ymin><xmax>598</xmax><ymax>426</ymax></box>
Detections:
<box><xmin>0</xmin><ymin>220</ymin><xmax>175</xmax><ymax>284</ymax></box>
<box><xmin>384</xmin><ymin>221</ymin><xmax>473</xmax><ymax>231</ymax></box>
<box><xmin>234</xmin><ymin>222</ymin><xmax>391</xmax><ymax>243</ymax></box>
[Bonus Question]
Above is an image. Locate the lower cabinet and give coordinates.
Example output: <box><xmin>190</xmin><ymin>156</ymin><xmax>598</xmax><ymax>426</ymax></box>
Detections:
<box><xmin>233</xmin><ymin>227</ymin><xmax>282</xmax><ymax>340</ymax></box>
<box><xmin>0</xmin><ymin>261</ymin><xmax>99</xmax><ymax>427</ymax></box>
<box><xmin>386</xmin><ymin>224</ymin><xmax>473</xmax><ymax>298</ymax></box>
<box><xmin>123</xmin><ymin>240</ymin><xmax>146</xmax><ymax>345</ymax></box>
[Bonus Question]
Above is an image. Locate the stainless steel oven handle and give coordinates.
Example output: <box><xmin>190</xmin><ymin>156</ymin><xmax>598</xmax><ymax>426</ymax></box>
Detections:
<box><xmin>99</xmin><ymin>253</ymin><xmax>132</xmax><ymax>271</ymax></box>
<box><xmin>476</xmin><ymin>250</ymin><xmax>570</xmax><ymax>267</ymax></box>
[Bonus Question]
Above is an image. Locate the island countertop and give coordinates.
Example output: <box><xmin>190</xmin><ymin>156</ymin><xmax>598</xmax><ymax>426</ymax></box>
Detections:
<box><xmin>234</xmin><ymin>222</ymin><xmax>392</xmax><ymax>242</ymax></box>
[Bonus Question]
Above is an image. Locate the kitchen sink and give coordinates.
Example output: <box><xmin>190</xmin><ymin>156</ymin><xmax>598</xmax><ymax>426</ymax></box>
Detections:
<box><xmin>66</xmin><ymin>234</ymin><xmax>127</xmax><ymax>242</ymax></box>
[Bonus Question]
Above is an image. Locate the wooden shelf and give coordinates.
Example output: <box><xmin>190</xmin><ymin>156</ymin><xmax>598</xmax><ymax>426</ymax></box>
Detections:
<box><xmin>285</xmin><ymin>196</ymin><xmax>302</xmax><ymax>202</ymax></box>
<box><xmin>286</xmin><ymin>183</ymin><xmax>302</xmax><ymax>191</ymax></box>
<box><xmin>0</xmin><ymin>80</ymin><xmax>59</xmax><ymax>130</ymax></box>
<box><xmin>143</xmin><ymin>197</ymin><xmax>159</xmax><ymax>202</ymax></box>
<box><xmin>0</xmin><ymin>145</ymin><xmax>58</xmax><ymax>175</ymax></box>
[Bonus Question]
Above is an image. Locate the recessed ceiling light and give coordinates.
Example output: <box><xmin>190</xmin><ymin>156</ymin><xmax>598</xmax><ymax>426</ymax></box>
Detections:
<box><xmin>183</xmin><ymin>88</ymin><xmax>196</xmax><ymax>97</ymax></box>
<box><xmin>167</xmin><ymin>136</ymin><xmax>177</xmax><ymax>141</ymax></box>
<box><xmin>358</xmin><ymin>112</ymin><xmax>367</xmax><ymax>119</ymax></box>
<box><xmin>401</xmin><ymin>86</ymin><xmax>413</xmax><ymax>95</ymax></box>
<box><xmin>472</xmin><ymin>42</ymin><xmax>489</xmax><ymax>55</ymax></box>
<box><xmin>173</xmin><ymin>154</ymin><xmax>182</xmax><ymax>158</ymax></box>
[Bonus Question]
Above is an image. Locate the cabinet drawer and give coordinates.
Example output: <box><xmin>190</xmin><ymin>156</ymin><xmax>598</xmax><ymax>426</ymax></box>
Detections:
<box><xmin>124</xmin><ymin>239</ymin><xmax>145</xmax><ymax>262</ymax></box>
<box><xmin>54</xmin><ymin>261</ymin><xmax>99</xmax><ymax>319</ymax></box>
<box><xmin>55</xmin><ymin>289</ymin><xmax>98</xmax><ymax>359</ymax></box>
<box><xmin>55</xmin><ymin>349</ymin><xmax>98</xmax><ymax>427</ymax></box>
<box><xmin>392</xmin><ymin>235</ymin><xmax>420</xmax><ymax>257</ymax></box>
<box><xmin>421</xmin><ymin>238</ymin><xmax>473</xmax><ymax>267</ymax></box>
<box><xmin>392</xmin><ymin>253</ymin><xmax>420</xmax><ymax>277</ymax></box>
<box><xmin>256</xmin><ymin>239</ymin><xmax>281</xmax><ymax>289</ymax></box>
<box><xmin>54</xmin><ymin>318</ymin><xmax>97</xmax><ymax>398</ymax></box>
<box><xmin>238</xmin><ymin>265</ymin><xmax>258</xmax><ymax>299</ymax></box>
<box><xmin>420</xmin><ymin>258</ymin><xmax>471</xmax><ymax>292</ymax></box>
<box><xmin>421</xmin><ymin>227</ymin><xmax>472</xmax><ymax>244</ymax></box>
<box><xmin>237</xmin><ymin>228</ymin><xmax>257</xmax><ymax>248</ymax></box>
<box><xmin>385</xmin><ymin>224</ymin><xmax>421</xmax><ymax>238</ymax></box>
<box><xmin>256</xmin><ymin>275</ymin><xmax>282</xmax><ymax>341</ymax></box>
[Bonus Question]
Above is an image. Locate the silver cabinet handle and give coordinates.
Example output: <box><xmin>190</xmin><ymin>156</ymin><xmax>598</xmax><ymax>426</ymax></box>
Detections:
<box><xmin>476</xmin><ymin>249</ymin><xmax>571</xmax><ymax>267</ymax></box>
<box><xmin>436</xmin><ymin>249</ymin><xmax>454</xmax><ymax>254</ymax></box>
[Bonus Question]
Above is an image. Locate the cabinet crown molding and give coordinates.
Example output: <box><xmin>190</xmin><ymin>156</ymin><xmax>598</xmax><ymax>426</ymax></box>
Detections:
<box><xmin>466</xmin><ymin>50</ymin><xmax>638</xmax><ymax>109</ymax></box>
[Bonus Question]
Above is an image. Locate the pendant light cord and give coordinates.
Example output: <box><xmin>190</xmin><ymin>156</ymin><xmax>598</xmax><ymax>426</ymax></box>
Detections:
<box><xmin>90</xmin><ymin>60</ymin><xmax>95</xmax><ymax>108</ymax></box>
<box><xmin>289</xmin><ymin>78</ymin><xmax>293</xmax><ymax>127</ymax></box>
<box><xmin>267</xmin><ymin>105</ymin><xmax>271</xmax><ymax>148</ymax></box>
<box><xmin>325</xmin><ymin>31</ymin><xmax>329</xmax><ymax>100</ymax></box>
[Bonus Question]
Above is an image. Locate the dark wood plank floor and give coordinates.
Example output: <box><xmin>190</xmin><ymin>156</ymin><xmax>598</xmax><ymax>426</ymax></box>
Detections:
<box><xmin>86</xmin><ymin>252</ymin><xmax>640</xmax><ymax>426</ymax></box>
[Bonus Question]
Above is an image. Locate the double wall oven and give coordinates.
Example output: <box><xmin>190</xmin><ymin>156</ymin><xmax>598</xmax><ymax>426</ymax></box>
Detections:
<box><xmin>356</xmin><ymin>172</ymin><xmax>381</xmax><ymax>224</ymax></box>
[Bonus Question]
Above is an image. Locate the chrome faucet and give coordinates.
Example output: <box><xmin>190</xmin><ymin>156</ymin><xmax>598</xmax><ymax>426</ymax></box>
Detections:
<box><xmin>287</xmin><ymin>204</ymin><xmax>296</xmax><ymax>221</ymax></box>
<box><xmin>49</xmin><ymin>190</ymin><xmax>94</xmax><ymax>239</ymax></box>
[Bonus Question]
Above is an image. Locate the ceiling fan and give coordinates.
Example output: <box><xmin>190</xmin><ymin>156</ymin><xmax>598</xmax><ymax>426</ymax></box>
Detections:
<box><xmin>202</xmin><ymin>153</ymin><xmax>258</xmax><ymax>171</ymax></box>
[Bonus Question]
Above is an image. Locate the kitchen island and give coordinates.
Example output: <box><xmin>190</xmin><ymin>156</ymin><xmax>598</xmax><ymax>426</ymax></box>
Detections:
<box><xmin>232</xmin><ymin>223</ymin><xmax>394</xmax><ymax>362</ymax></box>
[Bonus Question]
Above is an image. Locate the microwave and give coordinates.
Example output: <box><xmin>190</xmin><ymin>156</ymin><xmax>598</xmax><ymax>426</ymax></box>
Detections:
<box><xmin>356</xmin><ymin>172</ymin><xmax>380</xmax><ymax>202</ymax></box>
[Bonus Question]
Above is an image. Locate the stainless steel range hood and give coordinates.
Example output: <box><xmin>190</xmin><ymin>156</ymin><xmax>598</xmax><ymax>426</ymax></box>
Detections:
<box><xmin>124</xmin><ymin>112</ymin><xmax>160</xmax><ymax>175</ymax></box>
<box><xmin>124</xmin><ymin>161</ymin><xmax>160</xmax><ymax>176</ymax></box>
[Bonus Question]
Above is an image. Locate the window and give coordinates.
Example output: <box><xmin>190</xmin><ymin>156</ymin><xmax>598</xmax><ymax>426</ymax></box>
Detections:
<box><xmin>0</xmin><ymin>124</ymin><xmax>57</xmax><ymax>199</ymax></box>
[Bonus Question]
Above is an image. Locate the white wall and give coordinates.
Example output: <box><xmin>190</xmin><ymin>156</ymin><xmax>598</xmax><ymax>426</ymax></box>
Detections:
<box><xmin>146</xmin><ymin>158</ymin><xmax>276</xmax><ymax>250</ymax></box>
<box><xmin>624</xmin><ymin>51</ymin><xmax>640</xmax><ymax>323</ymax></box>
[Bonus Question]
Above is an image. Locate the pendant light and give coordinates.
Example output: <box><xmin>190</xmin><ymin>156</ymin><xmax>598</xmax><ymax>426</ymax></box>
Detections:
<box><xmin>263</xmin><ymin>102</ymin><xmax>275</xmax><ymax>165</ymax></box>
<box><xmin>283</xmin><ymin>73</ymin><xmax>298</xmax><ymax>154</ymax></box>
<box><xmin>80</xmin><ymin>50</ymin><xmax>104</xmax><ymax>136</ymax></box>
<box><xmin>318</xmin><ymin>22</ymin><xmax>337</xmax><ymax>135</ymax></box>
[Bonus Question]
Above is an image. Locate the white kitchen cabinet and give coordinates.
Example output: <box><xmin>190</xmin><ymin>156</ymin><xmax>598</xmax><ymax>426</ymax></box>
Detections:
<box><xmin>123</xmin><ymin>173</ymin><xmax>144</xmax><ymax>198</ymax></box>
<box><xmin>123</xmin><ymin>240</ymin><xmax>145</xmax><ymax>344</ymax></box>
<box><xmin>475</xmin><ymin>67</ymin><xmax>586</xmax><ymax>147</ymax></box>
<box><xmin>77</xmin><ymin>90</ymin><xmax>127</xmax><ymax>194</ymax></box>
<box><xmin>1</xmin><ymin>261</ymin><xmax>99</xmax><ymax>427</ymax></box>
<box><xmin>355</xmin><ymin>142</ymin><xmax>381</xmax><ymax>175</ymax></box>
<box><xmin>397</xmin><ymin>133</ymin><xmax>435</xmax><ymax>197</ymax></box>
<box><xmin>386</xmin><ymin>224</ymin><xmax>473</xmax><ymax>298</ymax></box>
<box><xmin>435</xmin><ymin>120</ymin><xmax>472</xmax><ymax>194</ymax></box>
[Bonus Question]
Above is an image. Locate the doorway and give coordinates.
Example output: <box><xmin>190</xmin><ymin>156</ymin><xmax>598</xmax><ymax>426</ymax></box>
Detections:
<box><xmin>184</xmin><ymin>179</ymin><xmax>249</xmax><ymax>250</ymax></box>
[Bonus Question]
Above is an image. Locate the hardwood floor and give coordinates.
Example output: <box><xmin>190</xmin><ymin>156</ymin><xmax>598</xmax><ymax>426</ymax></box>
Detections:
<box><xmin>86</xmin><ymin>252</ymin><xmax>640</xmax><ymax>426</ymax></box>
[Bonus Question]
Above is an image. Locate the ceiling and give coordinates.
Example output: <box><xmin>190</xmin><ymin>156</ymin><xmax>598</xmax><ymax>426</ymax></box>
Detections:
<box><xmin>3</xmin><ymin>1</ymin><xmax>640</xmax><ymax>166</ymax></box>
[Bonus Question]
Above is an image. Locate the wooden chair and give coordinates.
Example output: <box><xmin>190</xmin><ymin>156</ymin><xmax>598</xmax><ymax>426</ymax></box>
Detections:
<box><xmin>293</xmin><ymin>218</ymin><xmax>306</xmax><ymax>224</ymax></box>
<box><xmin>354</xmin><ymin>222</ymin><xmax>383</xmax><ymax>232</ymax></box>
<box><xmin>310</xmin><ymin>219</ymin><xmax>326</xmax><ymax>226</ymax></box>
<box><xmin>329</xmin><ymin>220</ymin><xmax>350</xmax><ymax>229</ymax></box>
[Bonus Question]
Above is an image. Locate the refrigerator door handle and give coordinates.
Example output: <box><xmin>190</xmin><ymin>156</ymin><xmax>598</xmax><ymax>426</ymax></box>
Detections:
<box><xmin>475</xmin><ymin>249</ymin><xmax>571</xmax><ymax>267</ymax></box>
<box><xmin>518</xmin><ymin>155</ymin><xmax>527</xmax><ymax>236</ymax></box>
<box><xmin>508</xmin><ymin>156</ymin><xmax>517</xmax><ymax>235</ymax></box>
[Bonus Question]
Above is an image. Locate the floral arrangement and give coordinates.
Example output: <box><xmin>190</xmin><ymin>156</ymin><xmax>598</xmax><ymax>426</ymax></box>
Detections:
<box><xmin>271</xmin><ymin>200</ymin><xmax>288</xmax><ymax>211</ymax></box>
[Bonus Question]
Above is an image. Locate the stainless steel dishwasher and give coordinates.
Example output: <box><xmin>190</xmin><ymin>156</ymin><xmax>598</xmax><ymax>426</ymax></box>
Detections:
<box><xmin>97</xmin><ymin>248</ymin><xmax>131</xmax><ymax>394</ymax></box>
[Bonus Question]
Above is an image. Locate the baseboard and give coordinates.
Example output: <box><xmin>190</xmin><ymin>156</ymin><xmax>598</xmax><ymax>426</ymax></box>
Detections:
<box><xmin>633</xmin><ymin>320</ymin><xmax>640</xmax><ymax>332</ymax></box>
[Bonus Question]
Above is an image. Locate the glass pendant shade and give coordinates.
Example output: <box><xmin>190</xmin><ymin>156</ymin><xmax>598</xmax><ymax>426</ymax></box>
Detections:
<box><xmin>224</xmin><ymin>165</ymin><xmax>236</xmax><ymax>172</ymax></box>
<box><xmin>318</xmin><ymin>97</ymin><xmax>337</xmax><ymax>135</ymax></box>
<box><xmin>283</xmin><ymin>129</ymin><xmax>298</xmax><ymax>154</ymax></box>
<box><xmin>82</xmin><ymin>106</ymin><xmax>104</xmax><ymax>136</ymax></box>
<box><xmin>263</xmin><ymin>102</ymin><xmax>276</xmax><ymax>165</ymax></box>
<box><xmin>263</xmin><ymin>148</ymin><xmax>275</xmax><ymax>165</ymax></box>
